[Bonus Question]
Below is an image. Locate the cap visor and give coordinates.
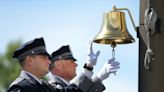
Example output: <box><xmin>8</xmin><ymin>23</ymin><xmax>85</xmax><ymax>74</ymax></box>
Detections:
<box><xmin>36</xmin><ymin>52</ymin><xmax>50</xmax><ymax>58</ymax></box>
<box><xmin>64</xmin><ymin>57</ymin><xmax>77</xmax><ymax>61</ymax></box>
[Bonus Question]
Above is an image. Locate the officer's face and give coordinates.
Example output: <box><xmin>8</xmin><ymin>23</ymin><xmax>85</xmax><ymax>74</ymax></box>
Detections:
<box><xmin>30</xmin><ymin>55</ymin><xmax>51</xmax><ymax>77</ymax></box>
<box><xmin>56</xmin><ymin>59</ymin><xmax>77</xmax><ymax>81</ymax></box>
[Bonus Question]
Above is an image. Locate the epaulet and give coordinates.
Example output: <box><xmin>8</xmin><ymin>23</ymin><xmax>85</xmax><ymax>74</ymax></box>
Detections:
<box><xmin>9</xmin><ymin>77</ymin><xmax>25</xmax><ymax>88</ymax></box>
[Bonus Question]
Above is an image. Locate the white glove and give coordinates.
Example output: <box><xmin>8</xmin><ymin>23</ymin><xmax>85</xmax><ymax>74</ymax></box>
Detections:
<box><xmin>86</xmin><ymin>41</ymin><xmax>100</xmax><ymax>66</ymax></box>
<box><xmin>97</xmin><ymin>58</ymin><xmax>120</xmax><ymax>81</ymax></box>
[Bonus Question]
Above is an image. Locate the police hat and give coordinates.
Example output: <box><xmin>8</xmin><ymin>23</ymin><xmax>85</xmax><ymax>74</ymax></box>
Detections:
<box><xmin>13</xmin><ymin>37</ymin><xmax>50</xmax><ymax>61</ymax></box>
<box><xmin>51</xmin><ymin>45</ymin><xmax>77</xmax><ymax>62</ymax></box>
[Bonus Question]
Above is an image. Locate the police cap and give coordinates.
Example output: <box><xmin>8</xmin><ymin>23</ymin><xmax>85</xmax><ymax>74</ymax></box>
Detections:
<box><xmin>51</xmin><ymin>45</ymin><xmax>77</xmax><ymax>62</ymax></box>
<box><xmin>13</xmin><ymin>37</ymin><xmax>50</xmax><ymax>61</ymax></box>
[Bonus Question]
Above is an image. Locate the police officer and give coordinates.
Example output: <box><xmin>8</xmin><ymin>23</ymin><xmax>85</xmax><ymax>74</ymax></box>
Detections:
<box><xmin>7</xmin><ymin>37</ymin><xmax>83</xmax><ymax>92</ymax></box>
<box><xmin>49</xmin><ymin>42</ymin><xmax>120</xmax><ymax>92</ymax></box>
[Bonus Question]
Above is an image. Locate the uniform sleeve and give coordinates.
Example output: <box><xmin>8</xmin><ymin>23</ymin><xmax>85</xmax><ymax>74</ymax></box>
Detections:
<box><xmin>87</xmin><ymin>76</ymin><xmax>105</xmax><ymax>92</ymax></box>
<box><xmin>70</xmin><ymin>73</ymin><xmax>93</xmax><ymax>92</ymax></box>
<box><xmin>70</xmin><ymin>74</ymin><xmax>105</xmax><ymax>92</ymax></box>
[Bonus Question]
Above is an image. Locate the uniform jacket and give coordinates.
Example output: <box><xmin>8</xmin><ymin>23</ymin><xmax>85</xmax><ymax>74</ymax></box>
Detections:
<box><xmin>49</xmin><ymin>73</ymin><xmax>105</xmax><ymax>92</ymax></box>
<box><xmin>7</xmin><ymin>71</ymin><xmax>54</xmax><ymax>92</ymax></box>
<box><xmin>7</xmin><ymin>71</ymin><xmax>83</xmax><ymax>92</ymax></box>
<box><xmin>49</xmin><ymin>75</ymin><xmax>70</xmax><ymax>89</ymax></box>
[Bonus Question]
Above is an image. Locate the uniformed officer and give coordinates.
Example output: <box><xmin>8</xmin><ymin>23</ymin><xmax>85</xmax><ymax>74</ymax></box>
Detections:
<box><xmin>7</xmin><ymin>37</ymin><xmax>54</xmax><ymax>92</ymax></box>
<box><xmin>49</xmin><ymin>42</ymin><xmax>120</xmax><ymax>92</ymax></box>
<box><xmin>7</xmin><ymin>37</ymin><xmax>83</xmax><ymax>92</ymax></box>
<box><xmin>49</xmin><ymin>45</ymin><xmax>78</xmax><ymax>86</ymax></box>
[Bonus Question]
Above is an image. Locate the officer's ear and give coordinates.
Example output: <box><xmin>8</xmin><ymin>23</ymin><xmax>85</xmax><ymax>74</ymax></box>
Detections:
<box><xmin>54</xmin><ymin>60</ymin><xmax>63</xmax><ymax>69</ymax></box>
<box><xmin>25</xmin><ymin>55</ymin><xmax>34</xmax><ymax>66</ymax></box>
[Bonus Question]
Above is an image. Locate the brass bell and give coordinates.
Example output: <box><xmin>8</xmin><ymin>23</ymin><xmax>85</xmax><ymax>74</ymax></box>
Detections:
<box><xmin>93</xmin><ymin>10</ymin><xmax>135</xmax><ymax>47</ymax></box>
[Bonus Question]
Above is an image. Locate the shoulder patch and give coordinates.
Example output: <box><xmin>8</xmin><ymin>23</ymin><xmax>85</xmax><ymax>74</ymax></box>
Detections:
<box><xmin>8</xmin><ymin>87</ymin><xmax>21</xmax><ymax>92</ymax></box>
<box><xmin>7</xmin><ymin>84</ymin><xmax>22</xmax><ymax>92</ymax></box>
<box><xmin>9</xmin><ymin>77</ymin><xmax>25</xmax><ymax>87</ymax></box>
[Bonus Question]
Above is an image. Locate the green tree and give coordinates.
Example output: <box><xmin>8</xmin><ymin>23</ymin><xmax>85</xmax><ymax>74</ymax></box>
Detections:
<box><xmin>0</xmin><ymin>40</ymin><xmax>22</xmax><ymax>91</ymax></box>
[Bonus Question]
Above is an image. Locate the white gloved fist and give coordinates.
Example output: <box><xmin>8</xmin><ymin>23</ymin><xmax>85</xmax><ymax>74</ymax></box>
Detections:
<box><xmin>86</xmin><ymin>41</ymin><xmax>100</xmax><ymax>66</ymax></box>
<box><xmin>97</xmin><ymin>58</ymin><xmax>120</xmax><ymax>81</ymax></box>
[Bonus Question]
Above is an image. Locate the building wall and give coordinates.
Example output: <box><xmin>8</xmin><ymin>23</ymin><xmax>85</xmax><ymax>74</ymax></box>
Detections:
<box><xmin>139</xmin><ymin>0</ymin><xmax>164</xmax><ymax>92</ymax></box>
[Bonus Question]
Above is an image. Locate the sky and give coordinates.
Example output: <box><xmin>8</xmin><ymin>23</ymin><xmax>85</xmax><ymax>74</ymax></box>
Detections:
<box><xmin>0</xmin><ymin>0</ymin><xmax>139</xmax><ymax>92</ymax></box>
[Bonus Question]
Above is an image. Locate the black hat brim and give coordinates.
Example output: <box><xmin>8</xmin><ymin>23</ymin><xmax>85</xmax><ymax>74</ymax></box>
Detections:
<box><xmin>35</xmin><ymin>51</ymin><xmax>50</xmax><ymax>58</ymax></box>
<box><xmin>63</xmin><ymin>57</ymin><xmax>77</xmax><ymax>61</ymax></box>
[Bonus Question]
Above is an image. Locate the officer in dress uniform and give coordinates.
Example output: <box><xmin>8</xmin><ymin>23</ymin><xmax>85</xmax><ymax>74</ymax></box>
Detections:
<box><xmin>7</xmin><ymin>37</ymin><xmax>83</xmax><ymax>92</ymax></box>
<box><xmin>49</xmin><ymin>45</ymin><xmax>78</xmax><ymax>88</ymax></box>
<box><xmin>49</xmin><ymin>42</ymin><xmax>120</xmax><ymax>92</ymax></box>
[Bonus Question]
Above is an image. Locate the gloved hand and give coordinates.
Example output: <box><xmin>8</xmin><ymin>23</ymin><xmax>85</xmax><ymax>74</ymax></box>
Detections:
<box><xmin>97</xmin><ymin>58</ymin><xmax>120</xmax><ymax>81</ymax></box>
<box><xmin>86</xmin><ymin>41</ymin><xmax>100</xmax><ymax>67</ymax></box>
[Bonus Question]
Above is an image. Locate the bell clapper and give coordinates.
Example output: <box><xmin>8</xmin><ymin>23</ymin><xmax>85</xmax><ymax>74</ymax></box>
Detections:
<box><xmin>111</xmin><ymin>41</ymin><xmax>116</xmax><ymax>59</ymax></box>
<box><xmin>111</xmin><ymin>41</ymin><xmax>116</xmax><ymax>75</ymax></box>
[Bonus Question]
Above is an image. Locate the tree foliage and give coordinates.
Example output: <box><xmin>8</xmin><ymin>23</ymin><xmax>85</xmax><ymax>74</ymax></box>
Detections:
<box><xmin>0</xmin><ymin>40</ymin><xmax>22</xmax><ymax>90</ymax></box>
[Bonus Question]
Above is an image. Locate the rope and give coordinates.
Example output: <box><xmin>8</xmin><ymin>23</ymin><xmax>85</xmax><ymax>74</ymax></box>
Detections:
<box><xmin>144</xmin><ymin>6</ymin><xmax>157</xmax><ymax>70</ymax></box>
